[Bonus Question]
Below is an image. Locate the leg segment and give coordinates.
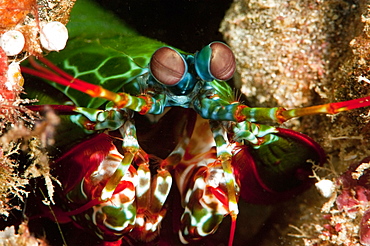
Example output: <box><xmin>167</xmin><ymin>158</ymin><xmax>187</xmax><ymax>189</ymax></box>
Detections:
<box><xmin>209</xmin><ymin>121</ymin><xmax>238</xmax><ymax>246</ymax></box>
<box><xmin>53</xmin><ymin>133</ymin><xmax>138</xmax><ymax>241</ymax></box>
<box><xmin>170</xmin><ymin>116</ymin><xmax>238</xmax><ymax>246</ymax></box>
<box><xmin>100</xmin><ymin>120</ymin><xmax>140</xmax><ymax>201</ymax></box>
<box><xmin>194</xmin><ymin>80</ymin><xmax>370</xmax><ymax>124</ymax></box>
<box><xmin>119</xmin><ymin>148</ymin><xmax>173</xmax><ymax>242</ymax></box>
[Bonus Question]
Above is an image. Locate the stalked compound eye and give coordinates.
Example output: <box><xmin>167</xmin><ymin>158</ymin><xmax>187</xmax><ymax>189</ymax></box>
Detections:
<box><xmin>150</xmin><ymin>46</ymin><xmax>187</xmax><ymax>86</ymax></box>
<box><xmin>209</xmin><ymin>42</ymin><xmax>236</xmax><ymax>80</ymax></box>
<box><xmin>195</xmin><ymin>41</ymin><xmax>236</xmax><ymax>81</ymax></box>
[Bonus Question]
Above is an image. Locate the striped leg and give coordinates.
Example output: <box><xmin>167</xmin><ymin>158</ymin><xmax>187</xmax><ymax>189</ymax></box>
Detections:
<box><xmin>209</xmin><ymin>121</ymin><xmax>239</xmax><ymax>246</ymax></box>
<box><xmin>130</xmin><ymin>150</ymin><xmax>172</xmax><ymax>242</ymax></box>
<box><xmin>173</xmin><ymin>116</ymin><xmax>239</xmax><ymax>246</ymax></box>
<box><xmin>54</xmin><ymin>134</ymin><xmax>138</xmax><ymax>241</ymax></box>
<box><xmin>101</xmin><ymin>120</ymin><xmax>140</xmax><ymax>201</ymax></box>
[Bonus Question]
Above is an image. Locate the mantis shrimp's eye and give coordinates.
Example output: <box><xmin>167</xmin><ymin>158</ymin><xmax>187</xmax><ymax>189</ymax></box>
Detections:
<box><xmin>209</xmin><ymin>42</ymin><xmax>236</xmax><ymax>81</ymax></box>
<box><xmin>195</xmin><ymin>41</ymin><xmax>236</xmax><ymax>81</ymax></box>
<box><xmin>150</xmin><ymin>46</ymin><xmax>187</xmax><ymax>86</ymax></box>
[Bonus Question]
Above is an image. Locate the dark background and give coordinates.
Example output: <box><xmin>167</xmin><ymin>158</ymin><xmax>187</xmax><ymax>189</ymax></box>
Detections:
<box><xmin>95</xmin><ymin>0</ymin><xmax>233</xmax><ymax>53</ymax></box>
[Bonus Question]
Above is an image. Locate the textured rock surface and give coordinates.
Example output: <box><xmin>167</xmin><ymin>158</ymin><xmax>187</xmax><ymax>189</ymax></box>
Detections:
<box><xmin>221</xmin><ymin>0</ymin><xmax>370</xmax><ymax>245</ymax></box>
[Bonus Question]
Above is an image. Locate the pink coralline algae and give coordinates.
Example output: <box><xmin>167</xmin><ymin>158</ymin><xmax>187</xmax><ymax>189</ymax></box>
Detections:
<box><xmin>361</xmin><ymin>209</ymin><xmax>370</xmax><ymax>246</ymax></box>
<box><xmin>335</xmin><ymin>157</ymin><xmax>370</xmax><ymax>245</ymax></box>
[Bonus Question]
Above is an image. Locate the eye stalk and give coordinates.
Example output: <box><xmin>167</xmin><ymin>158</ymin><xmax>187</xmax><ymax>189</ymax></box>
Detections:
<box><xmin>195</xmin><ymin>42</ymin><xmax>236</xmax><ymax>81</ymax></box>
<box><xmin>149</xmin><ymin>46</ymin><xmax>187</xmax><ymax>86</ymax></box>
